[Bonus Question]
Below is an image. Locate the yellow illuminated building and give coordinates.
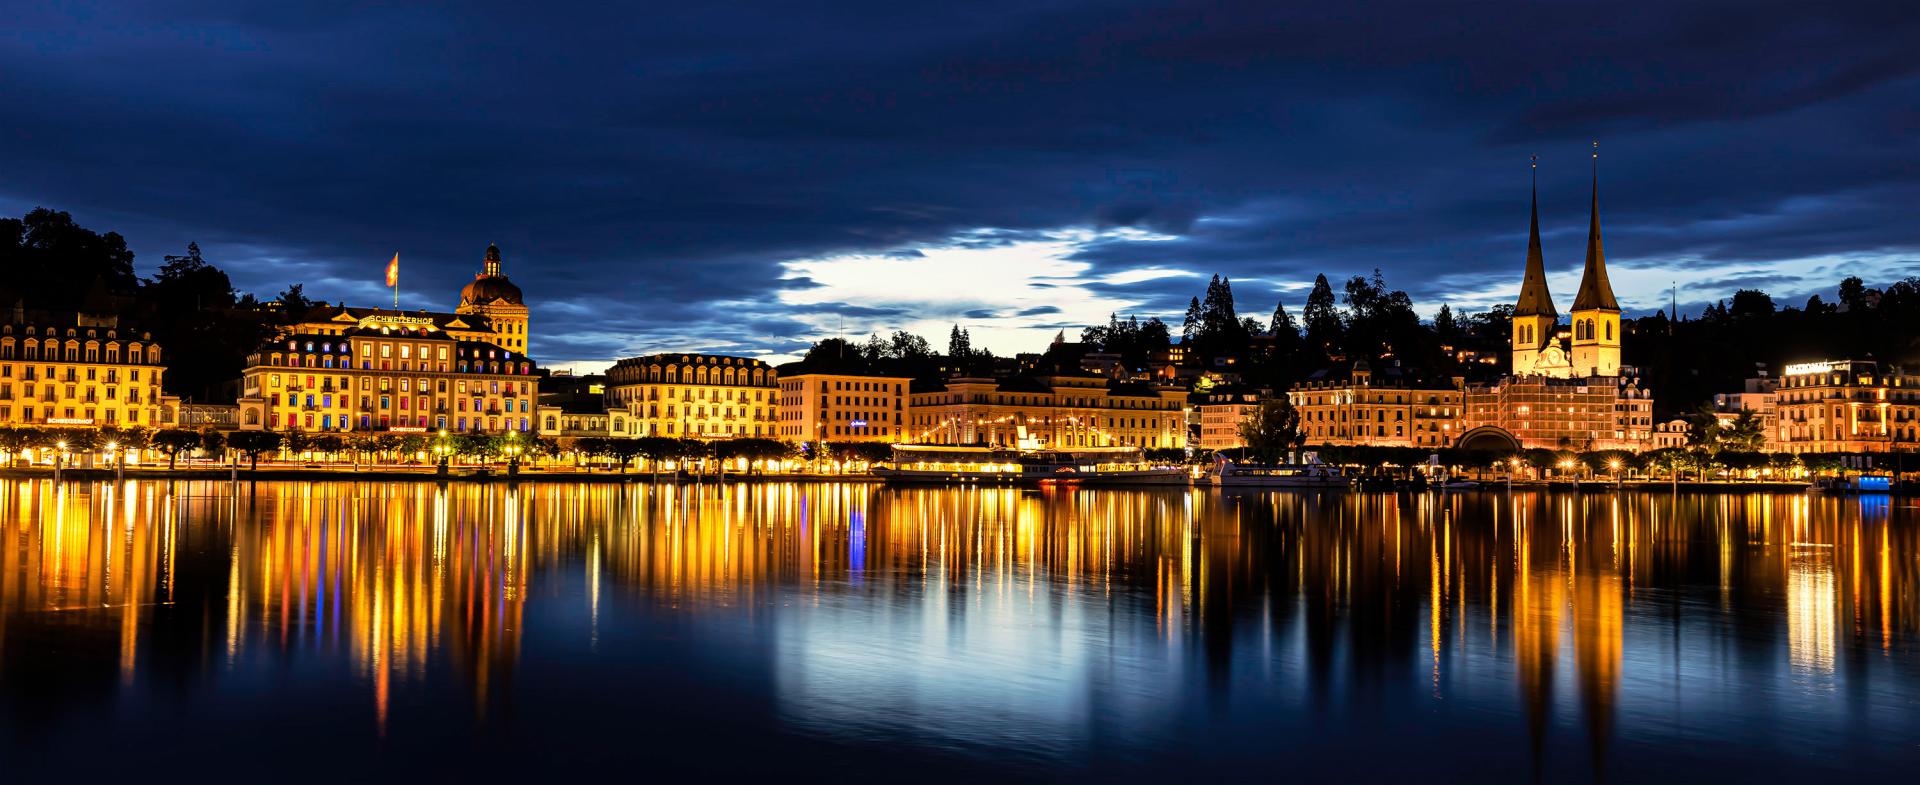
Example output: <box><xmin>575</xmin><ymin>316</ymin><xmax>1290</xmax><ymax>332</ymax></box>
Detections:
<box><xmin>1773</xmin><ymin>359</ymin><xmax>1920</xmax><ymax>453</ymax></box>
<box><xmin>907</xmin><ymin>374</ymin><xmax>1187</xmax><ymax>449</ymax></box>
<box><xmin>0</xmin><ymin>317</ymin><xmax>169</xmax><ymax>429</ymax></box>
<box><xmin>1193</xmin><ymin>385</ymin><xmax>1265</xmax><ymax>450</ymax></box>
<box><xmin>604</xmin><ymin>353</ymin><xmax>778</xmax><ymax>439</ymax></box>
<box><xmin>236</xmin><ymin>312</ymin><xmax>537</xmax><ymax>433</ymax></box>
<box><xmin>1288</xmin><ymin>361</ymin><xmax>1461</xmax><ymax>448</ymax></box>
<box><xmin>777</xmin><ymin>371</ymin><xmax>910</xmax><ymax>443</ymax></box>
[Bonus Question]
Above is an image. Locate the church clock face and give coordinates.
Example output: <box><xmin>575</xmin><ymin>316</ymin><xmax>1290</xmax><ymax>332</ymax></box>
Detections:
<box><xmin>1540</xmin><ymin>345</ymin><xmax>1568</xmax><ymax>368</ymax></box>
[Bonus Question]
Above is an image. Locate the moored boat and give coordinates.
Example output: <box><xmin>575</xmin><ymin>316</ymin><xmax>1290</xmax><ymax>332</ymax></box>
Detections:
<box><xmin>1202</xmin><ymin>459</ymin><xmax>1352</xmax><ymax>489</ymax></box>
<box><xmin>873</xmin><ymin>445</ymin><xmax>1189</xmax><ymax>486</ymax></box>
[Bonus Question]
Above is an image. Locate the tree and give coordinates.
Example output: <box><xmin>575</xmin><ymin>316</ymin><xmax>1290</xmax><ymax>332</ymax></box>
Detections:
<box><xmin>803</xmin><ymin>337</ymin><xmax>861</xmax><ymax>365</ymax></box>
<box><xmin>151</xmin><ymin>429</ymin><xmax>202</xmax><ymax>470</ymax></box>
<box><xmin>226</xmin><ymin>431</ymin><xmax>283</xmax><ymax>470</ymax></box>
<box><xmin>887</xmin><ymin>330</ymin><xmax>933</xmax><ymax>359</ymax></box>
<box><xmin>1717</xmin><ymin>408</ymin><xmax>1765</xmax><ymax>453</ymax></box>
<box><xmin>454</xmin><ymin>432</ymin><xmax>500</xmax><ymax>462</ymax></box>
<box><xmin>1728</xmin><ymin>289</ymin><xmax>1775</xmax><ymax>320</ymax></box>
<box><xmin>1237</xmin><ymin>398</ymin><xmax>1303</xmax><ymax>463</ymax></box>
<box><xmin>1838</xmin><ymin>276</ymin><xmax>1870</xmax><ymax>312</ymax></box>
<box><xmin>199</xmin><ymin>429</ymin><xmax>227</xmax><ymax>460</ymax></box>
<box><xmin>149</xmin><ymin>243</ymin><xmax>235</xmax><ymax>310</ymax></box>
<box><xmin>0</xmin><ymin>428</ymin><xmax>37</xmax><ymax>467</ymax></box>
<box><xmin>0</xmin><ymin>208</ymin><xmax>139</xmax><ymax>309</ymax></box>
<box><xmin>604</xmin><ymin>438</ymin><xmax>647</xmax><ymax>472</ymax></box>
<box><xmin>310</xmin><ymin>434</ymin><xmax>347</xmax><ymax>457</ymax></box>
<box><xmin>947</xmin><ymin>325</ymin><xmax>972</xmax><ymax>360</ymax></box>
<box><xmin>1302</xmin><ymin>274</ymin><xmax>1342</xmax><ymax>354</ymax></box>
<box><xmin>635</xmin><ymin>435</ymin><xmax>690</xmax><ymax>467</ymax></box>
<box><xmin>277</xmin><ymin>283</ymin><xmax>314</xmax><ymax>315</ymax></box>
<box><xmin>140</xmin><ymin>241</ymin><xmax>273</xmax><ymax>399</ymax></box>
<box><xmin>1434</xmin><ymin>303</ymin><xmax>1457</xmax><ymax>339</ymax></box>
<box><xmin>715</xmin><ymin>438</ymin><xmax>794</xmax><ymax>472</ymax></box>
<box><xmin>1181</xmin><ymin>296</ymin><xmax>1202</xmax><ymax>342</ymax></box>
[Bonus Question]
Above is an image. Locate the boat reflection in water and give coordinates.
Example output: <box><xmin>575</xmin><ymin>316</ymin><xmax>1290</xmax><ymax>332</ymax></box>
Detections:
<box><xmin>0</xmin><ymin>480</ymin><xmax>1915</xmax><ymax>781</ymax></box>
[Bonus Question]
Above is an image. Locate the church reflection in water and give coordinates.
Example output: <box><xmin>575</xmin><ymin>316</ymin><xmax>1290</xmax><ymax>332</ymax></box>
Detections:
<box><xmin>0</xmin><ymin>480</ymin><xmax>1913</xmax><ymax>768</ymax></box>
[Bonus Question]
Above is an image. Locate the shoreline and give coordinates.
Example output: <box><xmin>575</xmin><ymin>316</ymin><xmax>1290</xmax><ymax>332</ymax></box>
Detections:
<box><xmin>0</xmin><ymin>466</ymin><xmax>1874</xmax><ymax>493</ymax></box>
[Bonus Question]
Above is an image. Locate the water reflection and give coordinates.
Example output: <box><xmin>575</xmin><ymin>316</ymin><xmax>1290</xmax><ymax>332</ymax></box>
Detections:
<box><xmin>0</xmin><ymin>481</ymin><xmax>1915</xmax><ymax>779</ymax></box>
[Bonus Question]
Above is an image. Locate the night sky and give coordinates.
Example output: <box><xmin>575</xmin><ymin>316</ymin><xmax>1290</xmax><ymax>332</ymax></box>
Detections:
<box><xmin>4</xmin><ymin>2</ymin><xmax>1916</xmax><ymax>369</ymax></box>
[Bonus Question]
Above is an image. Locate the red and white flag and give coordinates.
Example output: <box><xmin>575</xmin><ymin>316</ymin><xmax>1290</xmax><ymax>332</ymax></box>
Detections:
<box><xmin>384</xmin><ymin>252</ymin><xmax>400</xmax><ymax>287</ymax></box>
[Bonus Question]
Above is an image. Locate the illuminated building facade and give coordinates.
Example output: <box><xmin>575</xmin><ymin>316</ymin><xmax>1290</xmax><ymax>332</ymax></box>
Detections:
<box><xmin>1713</xmin><ymin>372</ymin><xmax>1781</xmax><ymax>450</ymax></box>
<box><xmin>907</xmin><ymin>374</ymin><xmax>1187</xmax><ymax>449</ymax></box>
<box><xmin>1459</xmin><ymin>154</ymin><xmax>1654</xmax><ymax>451</ymax></box>
<box><xmin>1772</xmin><ymin>360</ymin><xmax>1920</xmax><ymax>453</ymax></box>
<box><xmin>535</xmin><ymin>375</ymin><xmax>644</xmax><ymax>438</ymax></box>
<box><xmin>1652</xmin><ymin>418</ymin><xmax>1691</xmax><ymax>449</ymax></box>
<box><xmin>1461</xmin><ymin>375</ymin><xmax>1655</xmax><ymax>451</ymax></box>
<box><xmin>0</xmin><ymin>316</ymin><xmax>169</xmax><ymax>428</ymax></box>
<box><xmin>604</xmin><ymin>353</ymin><xmax>778</xmax><ymax>439</ymax></box>
<box><xmin>1193</xmin><ymin>384</ymin><xmax>1266</xmax><ymax>450</ymax></box>
<box><xmin>1287</xmin><ymin>362</ymin><xmax>1462</xmax><ymax>449</ymax></box>
<box><xmin>236</xmin><ymin>313</ymin><xmax>537</xmax><ymax>432</ymax></box>
<box><xmin>777</xmin><ymin>371</ymin><xmax>911</xmax><ymax>443</ymax></box>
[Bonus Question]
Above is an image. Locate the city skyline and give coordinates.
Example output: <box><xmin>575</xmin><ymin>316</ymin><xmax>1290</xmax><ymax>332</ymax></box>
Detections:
<box><xmin>5</xmin><ymin>3</ymin><xmax>1916</xmax><ymax>369</ymax></box>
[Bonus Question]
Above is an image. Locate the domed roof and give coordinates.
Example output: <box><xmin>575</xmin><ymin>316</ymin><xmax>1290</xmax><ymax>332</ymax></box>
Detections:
<box><xmin>459</xmin><ymin>243</ymin><xmax>523</xmax><ymax>306</ymax></box>
<box><xmin>460</xmin><ymin>275</ymin><xmax>523</xmax><ymax>306</ymax></box>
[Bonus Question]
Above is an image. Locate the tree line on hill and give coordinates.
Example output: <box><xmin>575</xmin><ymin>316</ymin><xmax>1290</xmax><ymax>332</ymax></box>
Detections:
<box><xmin>1</xmin><ymin>208</ymin><xmax>322</xmax><ymax>402</ymax></box>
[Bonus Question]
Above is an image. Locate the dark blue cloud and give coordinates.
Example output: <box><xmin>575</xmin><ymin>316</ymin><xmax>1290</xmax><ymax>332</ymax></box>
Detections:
<box><xmin>0</xmin><ymin>0</ymin><xmax>1915</xmax><ymax>360</ymax></box>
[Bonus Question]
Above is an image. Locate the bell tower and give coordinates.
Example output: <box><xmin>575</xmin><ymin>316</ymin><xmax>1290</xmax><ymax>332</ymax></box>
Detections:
<box><xmin>1569</xmin><ymin>144</ymin><xmax>1621</xmax><ymax>378</ymax></box>
<box><xmin>1511</xmin><ymin>157</ymin><xmax>1558</xmax><ymax>377</ymax></box>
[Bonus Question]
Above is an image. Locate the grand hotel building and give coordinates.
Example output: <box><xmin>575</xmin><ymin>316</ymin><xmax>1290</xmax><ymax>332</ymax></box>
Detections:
<box><xmin>906</xmin><ymin>374</ymin><xmax>1187</xmax><ymax>449</ymax></box>
<box><xmin>237</xmin><ymin>245</ymin><xmax>536</xmax><ymax>433</ymax></box>
<box><xmin>0</xmin><ymin>313</ymin><xmax>171</xmax><ymax>429</ymax></box>
<box><xmin>603</xmin><ymin>353</ymin><xmax>779</xmax><ymax>438</ymax></box>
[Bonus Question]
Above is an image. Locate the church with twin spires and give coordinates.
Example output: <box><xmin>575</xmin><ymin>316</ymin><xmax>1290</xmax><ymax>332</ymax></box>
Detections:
<box><xmin>1509</xmin><ymin>159</ymin><xmax>1622</xmax><ymax>379</ymax></box>
<box><xmin>1452</xmin><ymin>151</ymin><xmax>1655</xmax><ymax>453</ymax></box>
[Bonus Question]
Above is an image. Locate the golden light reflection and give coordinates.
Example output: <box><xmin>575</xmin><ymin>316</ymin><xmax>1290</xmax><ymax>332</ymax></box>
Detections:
<box><xmin>0</xmin><ymin>480</ymin><xmax>1912</xmax><ymax>751</ymax></box>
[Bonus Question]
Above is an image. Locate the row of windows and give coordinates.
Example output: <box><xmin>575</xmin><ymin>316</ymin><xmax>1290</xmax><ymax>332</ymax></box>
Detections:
<box><xmin>271</xmin><ymin>393</ymin><xmax>531</xmax><ymax>413</ymax></box>
<box><xmin>913</xmin><ymin>393</ymin><xmax>1177</xmax><ymax>409</ymax></box>
<box><xmin>0</xmin><ymin>406</ymin><xmax>153</xmax><ymax>424</ymax></box>
<box><xmin>611</xmin><ymin>364</ymin><xmax>774</xmax><ymax>387</ymax></box>
<box><xmin>609</xmin><ymin>385</ymin><xmax>771</xmax><ymax>403</ymax></box>
<box><xmin>0</xmin><ymin>341</ymin><xmax>161</xmax><ymax>364</ymax></box>
<box><xmin>780</xmin><ymin>378</ymin><xmax>904</xmax><ymax>394</ymax></box>
<box><xmin>267</xmin><ymin>411</ymin><xmax>532</xmax><ymax>432</ymax></box>
<box><xmin>1</xmin><ymin>364</ymin><xmax>149</xmax><ymax>383</ymax></box>
<box><xmin>263</xmin><ymin>374</ymin><xmax>529</xmax><ymax>396</ymax></box>
<box><xmin>0</xmin><ymin>383</ymin><xmax>152</xmax><ymax>404</ymax></box>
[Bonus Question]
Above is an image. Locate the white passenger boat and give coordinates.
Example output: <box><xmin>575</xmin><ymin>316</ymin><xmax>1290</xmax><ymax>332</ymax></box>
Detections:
<box><xmin>1203</xmin><ymin>459</ymin><xmax>1352</xmax><ymax>489</ymax></box>
<box><xmin>873</xmin><ymin>445</ymin><xmax>1189</xmax><ymax>487</ymax></box>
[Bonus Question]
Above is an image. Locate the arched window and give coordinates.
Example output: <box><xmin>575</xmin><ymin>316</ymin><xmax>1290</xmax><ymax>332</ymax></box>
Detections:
<box><xmin>1604</xmin><ymin>320</ymin><xmax>1612</xmax><ymax>341</ymax></box>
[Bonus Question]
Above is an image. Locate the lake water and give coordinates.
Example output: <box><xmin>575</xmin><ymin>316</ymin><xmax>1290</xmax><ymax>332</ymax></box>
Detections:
<box><xmin>0</xmin><ymin>480</ymin><xmax>1914</xmax><ymax>782</ymax></box>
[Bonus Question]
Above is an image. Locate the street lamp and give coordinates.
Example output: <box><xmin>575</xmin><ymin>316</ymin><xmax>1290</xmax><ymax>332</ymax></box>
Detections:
<box><xmin>504</xmin><ymin>430</ymin><xmax>523</xmax><ymax>476</ymax></box>
<box><xmin>433</xmin><ymin>429</ymin><xmax>451</xmax><ymax>477</ymax></box>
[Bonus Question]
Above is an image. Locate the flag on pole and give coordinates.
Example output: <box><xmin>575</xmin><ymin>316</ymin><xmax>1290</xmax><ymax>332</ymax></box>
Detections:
<box><xmin>385</xmin><ymin>253</ymin><xmax>400</xmax><ymax>287</ymax></box>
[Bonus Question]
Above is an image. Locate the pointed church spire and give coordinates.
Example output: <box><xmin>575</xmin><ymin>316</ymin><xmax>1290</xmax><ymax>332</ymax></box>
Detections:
<box><xmin>1572</xmin><ymin>142</ymin><xmax>1620</xmax><ymax>312</ymax></box>
<box><xmin>1514</xmin><ymin>156</ymin><xmax>1557</xmax><ymax>317</ymax></box>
